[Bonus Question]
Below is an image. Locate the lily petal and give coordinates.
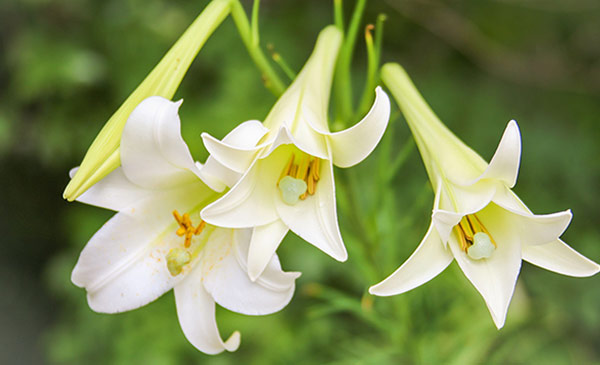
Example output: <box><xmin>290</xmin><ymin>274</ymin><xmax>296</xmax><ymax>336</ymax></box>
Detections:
<box><xmin>71</xmin><ymin>167</ymin><xmax>151</xmax><ymax>212</ymax></box>
<box><xmin>201</xmin><ymin>153</ymin><xmax>284</xmax><ymax>228</ymax></box>
<box><xmin>522</xmin><ymin>239</ymin><xmax>600</xmax><ymax>277</ymax></box>
<box><xmin>275</xmin><ymin>159</ymin><xmax>347</xmax><ymax>262</ymax></box>
<box><xmin>198</xmin><ymin>158</ymin><xmax>241</xmax><ymax>192</ymax></box>
<box><xmin>450</xmin><ymin>204</ymin><xmax>523</xmax><ymax>329</ymax></box>
<box><xmin>503</xmin><ymin>208</ymin><xmax>572</xmax><ymax>246</ymax></box>
<box><xmin>201</xmin><ymin>228</ymin><xmax>299</xmax><ymax>315</ymax></box>
<box><xmin>174</xmin><ymin>267</ymin><xmax>240</xmax><ymax>355</ymax></box>
<box><xmin>121</xmin><ymin>96</ymin><xmax>201</xmax><ymax>188</ymax></box>
<box><xmin>476</xmin><ymin>120</ymin><xmax>521</xmax><ymax>188</ymax></box>
<box><xmin>369</xmin><ymin>224</ymin><xmax>452</xmax><ymax>296</ymax></box>
<box><xmin>323</xmin><ymin>87</ymin><xmax>391</xmax><ymax>168</ymax></box>
<box><xmin>71</xmin><ymin>182</ymin><xmax>212</xmax><ymax>313</ymax></box>
<box><xmin>248</xmin><ymin>220</ymin><xmax>290</xmax><ymax>281</ymax></box>
<box><xmin>201</xmin><ymin>120</ymin><xmax>269</xmax><ymax>173</ymax></box>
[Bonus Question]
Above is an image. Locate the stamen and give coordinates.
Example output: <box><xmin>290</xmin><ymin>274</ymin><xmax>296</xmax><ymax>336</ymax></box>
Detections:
<box><xmin>454</xmin><ymin>213</ymin><xmax>497</xmax><ymax>260</ymax></box>
<box><xmin>472</xmin><ymin>214</ymin><xmax>497</xmax><ymax>248</ymax></box>
<box><xmin>277</xmin><ymin>153</ymin><xmax>321</xmax><ymax>204</ymax></box>
<box><xmin>195</xmin><ymin>221</ymin><xmax>206</xmax><ymax>235</ymax></box>
<box><xmin>278</xmin><ymin>153</ymin><xmax>295</xmax><ymax>184</ymax></box>
<box><xmin>172</xmin><ymin>210</ymin><xmax>182</xmax><ymax>224</ymax></box>
<box><xmin>307</xmin><ymin>174</ymin><xmax>315</xmax><ymax>195</ymax></box>
<box><xmin>296</xmin><ymin>155</ymin><xmax>310</xmax><ymax>180</ymax></box>
<box><xmin>184</xmin><ymin>231</ymin><xmax>193</xmax><ymax>248</ymax></box>
<box><xmin>312</xmin><ymin>158</ymin><xmax>320</xmax><ymax>181</ymax></box>
<box><xmin>455</xmin><ymin>224</ymin><xmax>470</xmax><ymax>251</ymax></box>
<box><xmin>182</xmin><ymin>213</ymin><xmax>191</xmax><ymax>228</ymax></box>
<box><xmin>172</xmin><ymin>210</ymin><xmax>206</xmax><ymax>248</ymax></box>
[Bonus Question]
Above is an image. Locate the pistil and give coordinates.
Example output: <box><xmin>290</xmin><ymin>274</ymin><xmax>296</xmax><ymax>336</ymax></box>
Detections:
<box><xmin>455</xmin><ymin>214</ymin><xmax>497</xmax><ymax>260</ymax></box>
<box><xmin>277</xmin><ymin>152</ymin><xmax>321</xmax><ymax>205</ymax></box>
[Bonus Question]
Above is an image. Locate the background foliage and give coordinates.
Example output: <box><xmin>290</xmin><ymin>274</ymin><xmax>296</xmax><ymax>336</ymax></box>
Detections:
<box><xmin>1</xmin><ymin>0</ymin><xmax>599</xmax><ymax>363</ymax></box>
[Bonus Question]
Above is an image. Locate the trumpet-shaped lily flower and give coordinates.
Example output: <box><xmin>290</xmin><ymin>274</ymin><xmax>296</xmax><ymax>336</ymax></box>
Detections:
<box><xmin>199</xmin><ymin>26</ymin><xmax>391</xmax><ymax>280</ymax></box>
<box><xmin>71</xmin><ymin>96</ymin><xmax>299</xmax><ymax>354</ymax></box>
<box><xmin>370</xmin><ymin>63</ymin><xmax>599</xmax><ymax>329</ymax></box>
<box><xmin>63</xmin><ymin>0</ymin><xmax>232</xmax><ymax>202</ymax></box>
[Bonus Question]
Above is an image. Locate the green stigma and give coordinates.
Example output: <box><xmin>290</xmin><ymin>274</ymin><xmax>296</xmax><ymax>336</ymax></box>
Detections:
<box><xmin>166</xmin><ymin>247</ymin><xmax>192</xmax><ymax>276</ymax></box>
<box><xmin>467</xmin><ymin>232</ymin><xmax>496</xmax><ymax>260</ymax></box>
<box><xmin>278</xmin><ymin>176</ymin><xmax>308</xmax><ymax>205</ymax></box>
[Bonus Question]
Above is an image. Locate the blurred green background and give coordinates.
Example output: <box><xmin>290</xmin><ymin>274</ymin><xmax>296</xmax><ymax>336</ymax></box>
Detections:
<box><xmin>1</xmin><ymin>0</ymin><xmax>599</xmax><ymax>363</ymax></box>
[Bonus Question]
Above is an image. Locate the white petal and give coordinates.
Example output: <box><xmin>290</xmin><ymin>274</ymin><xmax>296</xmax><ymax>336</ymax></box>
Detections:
<box><xmin>369</xmin><ymin>223</ymin><xmax>452</xmax><ymax>296</ymax></box>
<box><xmin>200</xmin><ymin>228</ymin><xmax>299</xmax><ymax>315</ymax></box>
<box><xmin>432</xmin><ymin>209</ymin><xmax>462</xmax><ymax>244</ymax></box>
<box><xmin>289</xmin><ymin>116</ymin><xmax>331</xmax><ymax>160</ymax></box>
<box><xmin>71</xmin><ymin>182</ymin><xmax>213</xmax><ymax>313</ymax></box>
<box><xmin>248</xmin><ymin>220</ymin><xmax>289</xmax><ymax>281</ymax></box>
<box><xmin>275</xmin><ymin>159</ymin><xmax>348</xmax><ymax>261</ymax></box>
<box><xmin>324</xmin><ymin>87</ymin><xmax>391</xmax><ymax>168</ymax></box>
<box><xmin>121</xmin><ymin>96</ymin><xmax>201</xmax><ymax>188</ymax></box>
<box><xmin>201</xmin><ymin>154</ymin><xmax>283</xmax><ymax>228</ymax></box>
<box><xmin>502</xmin><ymin>208</ymin><xmax>572</xmax><ymax>246</ymax></box>
<box><xmin>201</xmin><ymin>120</ymin><xmax>268</xmax><ymax>173</ymax></box>
<box><xmin>198</xmin><ymin>158</ymin><xmax>242</xmax><ymax>192</ymax></box>
<box><xmin>450</xmin><ymin>204</ymin><xmax>523</xmax><ymax>329</ymax></box>
<box><xmin>174</xmin><ymin>268</ymin><xmax>240</xmax><ymax>355</ymax></box>
<box><xmin>477</xmin><ymin>120</ymin><xmax>521</xmax><ymax>188</ymax></box>
<box><xmin>522</xmin><ymin>239</ymin><xmax>600</xmax><ymax>277</ymax></box>
<box><xmin>261</xmin><ymin>125</ymin><xmax>329</xmax><ymax>161</ymax></box>
<box><xmin>72</xmin><ymin>166</ymin><xmax>151</xmax><ymax>211</ymax></box>
<box><xmin>262</xmin><ymin>26</ymin><xmax>342</xmax><ymax>134</ymax></box>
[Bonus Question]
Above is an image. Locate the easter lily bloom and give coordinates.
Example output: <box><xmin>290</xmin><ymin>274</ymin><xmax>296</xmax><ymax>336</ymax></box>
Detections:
<box><xmin>63</xmin><ymin>0</ymin><xmax>232</xmax><ymax>202</ymax></box>
<box><xmin>370</xmin><ymin>63</ymin><xmax>599</xmax><ymax>329</ymax></box>
<box><xmin>71</xmin><ymin>96</ymin><xmax>299</xmax><ymax>354</ymax></box>
<box><xmin>200</xmin><ymin>26</ymin><xmax>391</xmax><ymax>280</ymax></box>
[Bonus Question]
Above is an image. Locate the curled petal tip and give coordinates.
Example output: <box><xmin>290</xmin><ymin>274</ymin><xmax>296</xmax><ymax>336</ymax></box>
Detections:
<box><xmin>223</xmin><ymin>331</ymin><xmax>241</xmax><ymax>352</ymax></box>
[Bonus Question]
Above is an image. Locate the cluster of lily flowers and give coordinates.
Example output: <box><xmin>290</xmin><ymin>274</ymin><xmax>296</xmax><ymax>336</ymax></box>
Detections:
<box><xmin>63</xmin><ymin>1</ymin><xmax>599</xmax><ymax>355</ymax></box>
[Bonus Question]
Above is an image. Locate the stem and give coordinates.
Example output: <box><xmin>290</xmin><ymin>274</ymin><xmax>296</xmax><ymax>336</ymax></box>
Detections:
<box><xmin>334</xmin><ymin>0</ymin><xmax>367</xmax><ymax>125</ymax></box>
<box><xmin>334</xmin><ymin>0</ymin><xmax>345</xmax><ymax>30</ymax></box>
<box><xmin>271</xmin><ymin>52</ymin><xmax>297</xmax><ymax>80</ymax></box>
<box><xmin>230</xmin><ymin>0</ymin><xmax>286</xmax><ymax>96</ymax></box>
<box><xmin>251</xmin><ymin>0</ymin><xmax>260</xmax><ymax>46</ymax></box>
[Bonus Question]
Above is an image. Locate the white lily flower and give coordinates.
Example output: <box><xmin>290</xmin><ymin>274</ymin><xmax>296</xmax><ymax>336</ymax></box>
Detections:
<box><xmin>370</xmin><ymin>63</ymin><xmax>599</xmax><ymax>329</ymax></box>
<box><xmin>70</xmin><ymin>96</ymin><xmax>300</xmax><ymax>354</ymax></box>
<box><xmin>199</xmin><ymin>26</ymin><xmax>391</xmax><ymax>280</ymax></box>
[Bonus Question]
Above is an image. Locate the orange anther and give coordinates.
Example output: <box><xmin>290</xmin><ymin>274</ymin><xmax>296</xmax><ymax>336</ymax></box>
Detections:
<box><xmin>195</xmin><ymin>221</ymin><xmax>206</xmax><ymax>235</ymax></box>
<box><xmin>172</xmin><ymin>210</ymin><xmax>182</xmax><ymax>224</ymax></box>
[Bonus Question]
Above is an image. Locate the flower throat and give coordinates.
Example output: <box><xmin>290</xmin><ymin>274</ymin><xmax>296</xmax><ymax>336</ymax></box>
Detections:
<box><xmin>455</xmin><ymin>214</ymin><xmax>497</xmax><ymax>260</ymax></box>
<box><xmin>165</xmin><ymin>210</ymin><xmax>207</xmax><ymax>276</ymax></box>
<box><xmin>277</xmin><ymin>152</ymin><xmax>321</xmax><ymax>205</ymax></box>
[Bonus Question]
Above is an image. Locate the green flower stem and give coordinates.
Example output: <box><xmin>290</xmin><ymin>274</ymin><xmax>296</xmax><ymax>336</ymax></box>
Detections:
<box><xmin>334</xmin><ymin>0</ymin><xmax>344</xmax><ymax>30</ymax></box>
<box><xmin>271</xmin><ymin>52</ymin><xmax>297</xmax><ymax>81</ymax></box>
<box><xmin>251</xmin><ymin>0</ymin><xmax>260</xmax><ymax>46</ymax></box>
<box><xmin>334</xmin><ymin>0</ymin><xmax>367</xmax><ymax>125</ymax></box>
<box><xmin>230</xmin><ymin>0</ymin><xmax>286</xmax><ymax>96</ymax></box>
